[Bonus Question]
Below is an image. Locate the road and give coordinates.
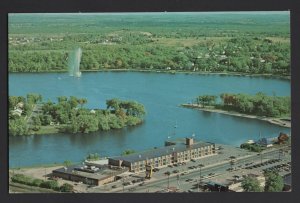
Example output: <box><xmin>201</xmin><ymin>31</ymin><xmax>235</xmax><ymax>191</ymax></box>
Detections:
<box><xmin>86</xmin><ymin>145</ymin><xmax>290</xmax><ymax>193</ymax></box>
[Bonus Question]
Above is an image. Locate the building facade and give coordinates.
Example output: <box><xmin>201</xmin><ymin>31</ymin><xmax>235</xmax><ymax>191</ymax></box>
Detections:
<box><xmin>109</xmin><ymin>138</ymin><xmax>216</xmax><ymax>173</ymax></box>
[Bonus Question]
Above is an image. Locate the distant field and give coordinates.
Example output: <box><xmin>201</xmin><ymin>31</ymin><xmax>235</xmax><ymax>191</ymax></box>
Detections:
<box><xmin>8</xmin><ymin>12</ymin><xmax>291</xmax><ymax>75</ymax></box>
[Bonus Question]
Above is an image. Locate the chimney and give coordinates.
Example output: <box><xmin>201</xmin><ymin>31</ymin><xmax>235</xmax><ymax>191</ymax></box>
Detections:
<box><xmin>186</xmin><ymin>137</ymin><xmax>194</xmax><ymax>146</ymax></box>
<box><xmin>118</xmin><ymin>160</ymin><xmax>123</xmax><ymax>167</ymax></box>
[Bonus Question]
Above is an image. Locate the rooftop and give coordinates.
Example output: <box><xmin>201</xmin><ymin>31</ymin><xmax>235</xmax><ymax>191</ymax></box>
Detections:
<box><xmin>110</xmin><ymin>139</ymin><xmax>214</xmax><ymax>163</ymax></box>
<box><xmin>53</xmin><ymin>164</ymin><xmax>127</xmax><ymax>180</ymax></box>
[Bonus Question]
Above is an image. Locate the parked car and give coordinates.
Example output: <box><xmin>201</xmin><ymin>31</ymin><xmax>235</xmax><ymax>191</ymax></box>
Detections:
<box><xmin>191</xmin><ymin>159</ymin><xmax>196</xmax><ymax>162</ymax></box>
<box><xmin>173</xmin><ymin>170</ymin><xmax>180</xmax><ymax>173</ymax></box>
<box><xmin>112</xmin><ymin>185</ymin><xmax>117</xmax><ymax>188</ymax></box>
<box><xmin>123</xmin><ymin>182</ymin><xmax>131</xmax><ymax>186</ymax></box>
<box><xmin>153</xmin><ymin>168</ymin><xmax>160</xmax><ymax>172</ymax></box>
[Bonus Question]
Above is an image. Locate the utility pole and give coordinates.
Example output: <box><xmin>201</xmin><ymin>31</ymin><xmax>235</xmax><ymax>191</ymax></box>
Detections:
<box><xmin>198</xmin><ymin>164</ymin><xmax>204</xmax><ymax>192</ymax></box>
<box><xmin>122</xmin><ymin>177</ymin><xmax>125</xmax><ymax>193</ymax></box>
<box><xmin>44</xmin><ymin>168</ymin><xmax>47</xmax><ymax>181</ymax></box>
<box><xmin>177</xmin><ymin>174</ymin><xmax>180</xmax><ymax>190</ymax></box>
<box><xmin>259</xmin><ymin>131</ymin><xmax>262</xmax><ymax>164</ymax></box>
<box><xmin>168</xmin><ymin>174</ymin><xmax>170</xmax><ymax>190</ymax></box>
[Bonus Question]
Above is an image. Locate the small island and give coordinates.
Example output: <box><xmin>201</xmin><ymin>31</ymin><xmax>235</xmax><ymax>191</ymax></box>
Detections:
<box><xmin>181</xmin><ymin>92</ymin><xmax>290</xmax><ymax>128</ymax></box>
<box><xmin>9</xmin><ymin>93</ymin><xmax>146</xmax><ymax>136</ymax></box>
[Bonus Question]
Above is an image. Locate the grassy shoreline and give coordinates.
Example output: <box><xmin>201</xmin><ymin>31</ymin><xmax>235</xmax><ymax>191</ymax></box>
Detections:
<box><xmin>181</xmin><ymin>104</ymin><xmax>291</xmax><ymax>128</ymax></box>
<box><xmin>9</xmin><ymin>69</ymin><xmax>291</xmax><ymax>80</ymax></box>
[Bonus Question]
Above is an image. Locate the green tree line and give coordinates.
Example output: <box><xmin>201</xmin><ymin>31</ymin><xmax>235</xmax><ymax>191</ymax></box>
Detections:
<box><xmin>9</xmin><ymin>35</ymin><xmax>290</xmax><ymax>76</ymax></box>
<box><xmin>194</xmin><ymin>92</ymin><xmax>290</xmax><ymax>118</ymax></box>
<box><xmin>9</xmin><ymin>95</ymin><xmax>146</xmax><ymax>135</ymax></box>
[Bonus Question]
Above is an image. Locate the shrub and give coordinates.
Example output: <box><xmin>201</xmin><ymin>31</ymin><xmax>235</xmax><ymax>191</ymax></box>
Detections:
<box><xmin>32</xmin><ymin>179</ymin><xmax>44</xmax><ymax>187</ymax></box>
<box><xmin>60</xmin><ymin>183</ymin><xmax>74</xmax><ymax>192</ymax></box>
<box><xmin>40</xmin><ymin>180</ymin><xmax>59</xmax><ymax>190</ymax></box>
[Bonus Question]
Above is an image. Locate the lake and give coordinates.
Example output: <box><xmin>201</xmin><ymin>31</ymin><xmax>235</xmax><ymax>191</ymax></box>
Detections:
<box><xmin>9</xmin><ymin>72</ymin><xmax>291</xmax><ymax>168</ymax></box>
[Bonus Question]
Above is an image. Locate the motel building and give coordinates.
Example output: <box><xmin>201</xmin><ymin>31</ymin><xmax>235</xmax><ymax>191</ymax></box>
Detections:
<box><xmin>109</xmin><ymin>137</ymin><xmax>216</xmax><ymax>173</ymax></box>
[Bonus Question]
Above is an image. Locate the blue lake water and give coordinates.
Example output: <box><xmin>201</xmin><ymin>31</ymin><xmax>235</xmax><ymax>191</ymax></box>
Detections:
<box><xmin>9</xmin><ymin>72</ymin><xmax>291</xmax><ymax>167</ymax></box>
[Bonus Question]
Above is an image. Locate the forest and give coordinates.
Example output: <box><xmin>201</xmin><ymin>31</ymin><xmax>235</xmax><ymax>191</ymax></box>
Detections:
<box><xmin>194</xmin><ymin>92</ymin><xmax>290</xmax><ymax>118</ymax></box>
<box><xmin>8</xmin><ymin>12</ymin><xmax>290</xmax><ymax>76</ymax></box>
<box><xmin>9</xmin><ymin>94</ymin><xmax>146</xmax><ymax>136</ymax></box>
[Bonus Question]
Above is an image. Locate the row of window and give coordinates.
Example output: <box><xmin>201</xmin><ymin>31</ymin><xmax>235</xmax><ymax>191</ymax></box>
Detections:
<box><xmin>132</xmin><ymin>145</ymin><xmax>215</xmax><ymax>166</ymax></box>
<box><xmin>131</xmin><ymin>148</ymin><xmax>215</xmax><ymax>171</ymax></box>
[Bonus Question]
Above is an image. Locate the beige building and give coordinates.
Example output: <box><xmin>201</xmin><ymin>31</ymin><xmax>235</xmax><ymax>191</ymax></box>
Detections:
<box><xmin>52</xmin><ymin>164</ymin><xmax>128</xmax><ymax>186</ymax></box>
<box><xmin>109</xmin><ymin>138</ymin><xmax>216</xmax><ymax>173</ymax></box>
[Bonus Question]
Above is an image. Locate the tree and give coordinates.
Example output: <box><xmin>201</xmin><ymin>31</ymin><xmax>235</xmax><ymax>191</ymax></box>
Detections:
<box><xmin>9</xmin><ymin>117</ymin><xmax>29</xmax><ymax>136</ymax></box>
<box><xmin>69</xmin><ymin>114</ymin><xmax>99</xmax><ymax>133</ymax></box>
<box><xmin>264</xmin><ymin>172</ymin><xmax>284</xmax><ymax>192</ymax></box>
<box><xmin>27</xmin><ymin>93</ymin><xmax>42</xmax><ymax>104</ymax></box>
<box><xmin>106</xmin><ymin>98</ymin><xmax>121</xmax><ymax>111</ymax></box>
<box><xmin>9</xmin><ymin>96</ymin><xmax>19</xmax><ymax>110</ymax></box>
<box><xmin>78</xmin><ymin>98</ymin><xmax>88</xmax><ymax>108</ymax></box>
<box><xmin>241</xmin><ymin>176</ymin><xmax>263</xmax><ymax>192</ymax></box>
<box><xmin>68</xmin><ymin>96</ymin><xmax>79</xmax><ymax>109</ymax></box>
<box><xmin>32</xmin><ymin>116</ymin><xmax>42</xmax><ymax>131</ymax></box>
<box><xmin>63</xmin><ymin>160</ymin><xmax>72</xmax><ymax>168</ymax></box>
<box><xmin>122</xmin><ymin>149</ymin><xmax>136</xmax><ymax>156</ymax></box>
<box><xmin>57</xmin><ymin>96</ymin><xmax>68</xmax><ymax>104</ymax></box>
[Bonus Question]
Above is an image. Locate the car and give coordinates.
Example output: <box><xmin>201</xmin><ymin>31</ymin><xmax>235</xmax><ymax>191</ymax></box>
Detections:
<box><xmin>112</xmin><ymin>185</ymin><xmax>117</xmax><ymax>188</ymax></box>
<box><xmin>191</xmin><ymin>159</ymin><xmax>196</xmax><ymax>162</ymax></box>
<box><xmin>123</xmin><ymin>182</ymin><xmax>130</xmax><ymax>186</ymax></box>
<box><xmin>188</xmin><ymin>166</ymin><xmax>194</xmax><ymax>169</ymax></box>
<box><xmin>132</xmin><ymin>180</ymin><xmax>137</xmax><ymax>184</ymax></box>
<box><xmin>173</xmin><ymin>170</ymin><xmax>180</xmax><ymax>173</ymax></box>
<box><xmin>139</xmin><ymin>182</ymin><xmax>145</xmax><ymax>186</ymax></box>
<box><xmin>168</xmin><ymin>165</ymin><xmax>174</xmax><ymax>168</ymax></box>
<box><xmin>208</xmin><ymin>173</ymin><xmax>215</xmax><ymax>176</ymax></box>
<box><xmin>173</xmin><ymin>164</ymin><xmax>178</xmax><ymax>167</ymax></box>
<box><xmin>186</xmin><ymin>178</ymin><xmax>193</xmax><ymax>182</ymax></box>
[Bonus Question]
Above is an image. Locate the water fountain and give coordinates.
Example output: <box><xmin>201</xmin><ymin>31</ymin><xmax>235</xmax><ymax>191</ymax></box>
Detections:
<box><xmin>68</xmin><ymin>48</ymin><xmax>82</xmax><ymax>77</ymax></box>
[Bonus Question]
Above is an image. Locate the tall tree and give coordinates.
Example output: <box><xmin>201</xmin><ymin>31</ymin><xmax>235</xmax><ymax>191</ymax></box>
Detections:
<box><xmin>241</xmin><ymin>176</ymin><xmax>263</xmax><ymax>192</ymax></box>
<box><xmin>264</xmin><ymin>172</ymin><xmax>284</xmax><ymax>192</ymax></box>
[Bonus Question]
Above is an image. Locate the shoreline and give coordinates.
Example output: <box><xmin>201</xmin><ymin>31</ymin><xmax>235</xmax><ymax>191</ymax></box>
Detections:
<box><xmin>9</xmin><ymin>69</ymin><xmax>291</xmax><ymax>80</ymax></box>
<box><xmin>181</xmin><ymin>104</ymin><xmax>291</xmax><ymax>128</ymax></box>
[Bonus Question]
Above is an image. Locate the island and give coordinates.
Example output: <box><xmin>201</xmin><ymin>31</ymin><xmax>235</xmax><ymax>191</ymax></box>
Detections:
<box><xmin>9</xmin><ymin>93</ymin><xmax>146</xmax><ymax>136</ymax></box>
<box><xmin>181</xmin><ymin>92</ymin><xmax>290</xmax><ymax>128</ymax></box>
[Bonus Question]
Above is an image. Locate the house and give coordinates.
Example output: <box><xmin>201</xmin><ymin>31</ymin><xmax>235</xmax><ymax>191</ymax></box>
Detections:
<box><xmin>11</xmin><ymin>108</ymin><xmax>23</xmax><ymax>117</ymax></box>
<box><xmin>16</xmin><ymin>102</ymin><xmax>24</xmax><ymax>109</ymax></box>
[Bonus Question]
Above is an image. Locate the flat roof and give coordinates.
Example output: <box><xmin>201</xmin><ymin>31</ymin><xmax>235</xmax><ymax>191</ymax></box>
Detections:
<box><xmin>53</xmin><ymin>164</ymin><xmax>126</xmax><ymax>180</ymax></box>
<box><xmin>110</xmin><ymin>141</ymin><xmax>214</xmax><ymax>163</ymax></box>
